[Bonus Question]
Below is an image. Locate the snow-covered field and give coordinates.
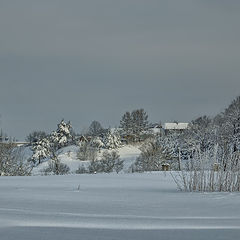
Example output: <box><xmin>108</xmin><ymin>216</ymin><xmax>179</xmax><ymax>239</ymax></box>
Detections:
<box><xmin>1</xmin><ymin>172</ymin><xmax>240</xmax><ymax>240</ymax></box>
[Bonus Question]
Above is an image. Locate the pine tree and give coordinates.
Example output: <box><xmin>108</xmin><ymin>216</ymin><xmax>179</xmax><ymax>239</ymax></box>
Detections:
<box><xmin>120</xmin><ymin>111</ymin><xmax>132</xmax><ymax>135</ymax></box>
<box><xmin>88</xmin><ymin>121</ymin><xmax>104</xmax><ymax>136</ymax></box>
<box><xmin>103</xmin><ymin>129</ymin><xmax>121</xmax><ymax>149</ymax></box>
<box><xmin>31</xmin><ymin>138</ymin><xmax>51</xmax><ymax>164</ymax></box>
<box><xmin>120</xmin><ymin>109</ymin><xmax>149</xmax><ymax>141</ymax></box>
<box><xmin>131</xmin><ymin>109</ymin><xmax>149</xmax><ymax>136</ymax></box>
<box><xmin>50</xmin><ymin>119</ymin><xmax>73</xmax><ymax>150</ymax></box>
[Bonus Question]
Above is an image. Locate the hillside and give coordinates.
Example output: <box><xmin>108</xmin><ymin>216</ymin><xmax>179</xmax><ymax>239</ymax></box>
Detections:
<box><xmin>31</xmin><ymin>144</ymin><xmax>141</xmax><ymax>175</ymax></box>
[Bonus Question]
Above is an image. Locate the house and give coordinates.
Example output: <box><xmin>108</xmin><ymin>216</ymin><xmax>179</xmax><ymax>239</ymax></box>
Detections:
<box><xmin>163</xmin><ymin>122</ymin><xmax>189</xmax><ymax>135</ymax></box>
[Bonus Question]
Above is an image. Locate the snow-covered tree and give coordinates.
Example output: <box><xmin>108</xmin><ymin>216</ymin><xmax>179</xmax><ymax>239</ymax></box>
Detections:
<box><xmin>0</xmin><ymin>144</ymin><xmax>32</xmax><ymax>176</ymax></box>
<box><xmin>131</xmin><ymin>109</ymin><xmax>149</xmax><ymax>136</ymax></box>
<box><xmin>100</xmin><ymin>151</ymin><xmax>123</xmax><ymax>173</ymax></box>
<box><xmin>43</xmin><ymin>156</ymin><xmax>70</xmax><ymax>175</ymax></box>
<box><xmin>103</xmin><ymin>130</ymin><xmax>121</xmax><ymax>149</ymax></box>
<box><xmin>120</xmin><ymin>109</ymin><xmax>149</xmax><ymax>141</ymax></box>
<box><xmin>87</xmin><ymin>150</ymin><xmax>123</xmax><ymax>174</ymax></box>
<box><xmin>223</xmin><ymin>96</ymin><xmax>240</xmax><ymax>152</ymax></box>
<box><xmin>77</xmin><ymin>141</ymin><xmax>98</xmax><ymax>161</ymax></box>
<box><xmin>48</xmin><ymin>119</ymin><xmax>73</xmax><ymax>151</ymax></box>
<box><xmin>120</xmin><ymin>111</ymin><xmax>132</xmax><ymax>135</ymax></box>
<box><xmin>90</xmin><ymin>137</ymin><xmax>104</xmax><ymax>151</ymax></box>
<box><xmin>31</xmin><ymin>138</ymin><xmax>51</xmax><ymax>164</ymax></box>
<box><xmin>57</xmin><ymin>119</ymin><xmax>73</xmax><ymax>147</ymax></box>
<box><xmin>133</xmin><ymin>140</ymin><xmax>177</xmax><ymax>172</ymax></box>
<box><xmin>88</xmin><ymin>121</ymin><xmax>105</xmax><ymax>136</ymax></box>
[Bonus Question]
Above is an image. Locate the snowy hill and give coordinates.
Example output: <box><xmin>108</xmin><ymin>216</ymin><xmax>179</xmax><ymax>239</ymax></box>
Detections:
<box><xmin>31</xmin><ymin>144</ymin><xmax>141</xmax><ymax>175</ymax></box>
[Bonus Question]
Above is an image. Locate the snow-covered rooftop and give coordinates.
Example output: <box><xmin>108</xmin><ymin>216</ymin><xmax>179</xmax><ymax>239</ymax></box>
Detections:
<box><xmin>164</xmin><ymin>123</ymin><xmax>189</xmax><ymax>130</ymax></box>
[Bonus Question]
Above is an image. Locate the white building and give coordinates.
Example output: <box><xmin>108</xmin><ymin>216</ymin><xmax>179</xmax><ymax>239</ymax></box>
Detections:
<box><xmin>163</xmin><ymin>122</ymin><xmax>189</xmax><ymax>134</ymax></box>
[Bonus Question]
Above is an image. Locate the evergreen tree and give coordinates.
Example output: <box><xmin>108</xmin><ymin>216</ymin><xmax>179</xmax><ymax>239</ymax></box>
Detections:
<box><xmin>103</xmin><ymin>129</ymin><xmax>121</xmax><ymax>149</ymax></box>
<box><xmin>50</xmin><ymin>119</ymin><xmax>73</xmax><ymax>150</ymax></box>
<box><xmin>88</xmin><ymin>121</ymin><xmax>104</xmax><ymax>136</ymax></box>
<box><xmin>120</xmin><ymin>111</ymin><xmax>132</xmax><ymax>135</ymax></box>
<box><xmin>31</xmin><ymin>138</ymin><xmax>51</xmax><ymax>164</ymax></box>
<box><xmin>120</xmin><ymin>109</ymin><xmax>149</xmax><ymax>140</ymax></box>
<box><xmin>131</xmin><ymin>109</ymin><xmax>149</xmax><ymax>136</ymax></box>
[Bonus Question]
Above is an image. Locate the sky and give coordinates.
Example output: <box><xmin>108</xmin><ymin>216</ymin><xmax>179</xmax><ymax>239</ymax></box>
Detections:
<box><xmin>0</xmin><ymin>0</ymin><xmax>240</xmax><ymax>140</ymax></box>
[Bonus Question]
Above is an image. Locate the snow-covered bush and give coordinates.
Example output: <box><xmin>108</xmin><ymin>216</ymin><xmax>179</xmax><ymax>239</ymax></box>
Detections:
<box><xmin>132</xmin><ymin>140</ymin><xmax>177</xmax><ymax>172</ymax></box>
<box><xmin>42</xmin><ymin>158</ymin><xmax>70</xmax><ymax>175</ymax></box>
<box><xmin>90</xmin><ymin>137</ymin><xmax>104</xmax><ymax>151</ymax></box>
<box><xmin>100</xmin><ymin>151</ymin><xmax>123</xmax><ymax>173</ymax></box>
<box><xmin>76</xmin><ymin>164</ymin><xmax>88</xmax><ymax>174</ymax></box>
<box><xmin>87</xmin><ymin>151</ymin><xmax>123</xmax><ymax>174</ymax></box>
<box><xmin>171</xmin><ymin>146</ymin><xmax>240</xmax><ymax>192</ymax></box>
<box><xmin>77</xmin><ymin>142</ymin><xmax>98</xmax><ymax>161</ymax></box>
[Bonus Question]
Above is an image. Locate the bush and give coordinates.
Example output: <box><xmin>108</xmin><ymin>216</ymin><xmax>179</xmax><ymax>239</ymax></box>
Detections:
<box><xmin>171</xmin><ymin>148</ymin><xmax>240</xmax><ymax>192</ymax></box>
<box><xmin>77</xmin><ymin>142</ymin><xmax>98</xmax><ymax>161</ymax></box>
<box><xmin>132</xmin><ymin>141</ymin><xmax>177</xmax><ymax>172</ymax></box>
<box><xmin>43</xmin><ymin>158</ymin><xmax>70</xmax><ymax>175</ymax></box>
<box><xmin>87</xmin><ymin>151</ymin><xmax>123</xmax><ymax>174</ymax></box>
<box><xmin>76</xmin><ymin>165</ymin><xmax>88</xmax><ymax>174</ymax></box>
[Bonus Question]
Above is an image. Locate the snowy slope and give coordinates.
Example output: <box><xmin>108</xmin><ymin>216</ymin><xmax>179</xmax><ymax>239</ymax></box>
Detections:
<box><xmin>31</xmin><ymin>144</ymin><xmax>141</xmax><ymax>175</ymax></box>
<box><xmin>0</xmin><ymin>172</ymin><xmax>240</xmax><ymax>240</ymax></box>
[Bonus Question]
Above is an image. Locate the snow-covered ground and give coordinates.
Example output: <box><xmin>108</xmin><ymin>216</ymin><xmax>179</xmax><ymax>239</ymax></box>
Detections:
<box><xmin>31</xmin><ymin>144</ymin><xmax>141</xmax><ymax>175</ymax></box>
<box><xmin>0</xmin><ymin>172</ymin><xmax>240</xmax><ymax>240</ymax></box>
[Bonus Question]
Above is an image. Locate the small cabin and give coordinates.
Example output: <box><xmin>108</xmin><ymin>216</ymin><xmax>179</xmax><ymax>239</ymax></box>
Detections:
<box><xmin>162</xmin><ymin>163</ymin><xmax>170</xmax><ymax>171</ymax></box>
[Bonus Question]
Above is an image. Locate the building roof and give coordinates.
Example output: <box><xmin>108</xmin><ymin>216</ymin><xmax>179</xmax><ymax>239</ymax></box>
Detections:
<box><xmin>164</xmin><ymin>123</ymin><xmax>189</xmax><ymax>130</ymax></box>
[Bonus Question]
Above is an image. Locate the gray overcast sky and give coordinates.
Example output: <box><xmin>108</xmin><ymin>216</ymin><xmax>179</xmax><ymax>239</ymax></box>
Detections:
<box><xmin>0</xmin><ymin>0</ymin><xmax>240</xmax><ymax>140</ymax></box>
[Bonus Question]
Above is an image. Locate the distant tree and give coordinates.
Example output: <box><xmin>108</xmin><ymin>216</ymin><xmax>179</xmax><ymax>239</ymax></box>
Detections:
<box><xmin>223</xmin><ymin>96</ymin><xmax>240</xmax><ymax>152</ymax></box>
<box><xmin>88</xmin><ymin>121</ymin><xmax>104</xmax><ymax>136</ymax></box>
<box><xmin>25</xmin><ymin>131</ymin><xmax>47</xmax><ymax>144</ymax></box>
<box><xmin>120</xmin><ymin>111</ymin><xmax>132</xmax><ymax>135</ymax></box>
<box><xmin>31</xmin><ymin>120</ymin><xmax>73</xmax><ymax>166</ymax></box>
<box><xmin>120</xmin><ymin>109</ymin><xmax>149</xmax><ymax>140</ymax></box>
<box><xmin>100</xmin><ymin>151</ymin><xmax>122</xmax><ymax>173</ymax></box>
<box><xmin>103</xmin><ymin>129</ymin><xmax>121</xmax><ymax>149</ymax></box>
<box><xmin>90</xmin><ymin>137</ymin><xmax>104</xmax><ymax>151</ymax></box>
<box><xmin>87</xmin><ymin>150</ymin><xmax>123</xmax><ymax>174</ymax></box>
<box><xmin>133</xmin><ymin>140</ymin><xmax>177</xmax><ymax>172</ymax></box>
<box><xmin>77</xmin><ymin>141</ymin><xmax>98</xmax><ymax>161</ymax></box>
<box><xmin>131</xmin><ymin>109</ymin><xmax>149</xmax><ymax>136</ymax></box>
<box><xmin>50</xmin><ymin>119</ymin><xmax>73</xmax><ymax>150</ymax></box>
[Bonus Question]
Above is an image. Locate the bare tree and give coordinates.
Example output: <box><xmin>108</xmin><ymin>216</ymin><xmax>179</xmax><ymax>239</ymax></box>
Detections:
<box><xmin>0</xmin><ymin>144</ymin><xmax>32</xmax><ymax>176</ymax></box>
<box><xmin>26</xmin><ymin>131</ymin><xmax>47</xmax><ymax>144</ymax></box>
